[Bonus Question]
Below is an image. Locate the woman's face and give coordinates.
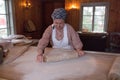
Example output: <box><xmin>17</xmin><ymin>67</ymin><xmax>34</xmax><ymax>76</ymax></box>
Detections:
<box><xmin>53</xmin><ymin>19</ymin><xmax>65</xmax><ymax>30</ymax></box>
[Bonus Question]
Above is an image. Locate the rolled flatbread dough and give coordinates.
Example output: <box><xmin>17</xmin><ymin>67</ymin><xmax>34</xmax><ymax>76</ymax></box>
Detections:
<box><xmin>43</xmin><ymin>48</ymin><xmax>78</xmax><ymax>62</ymax></box>
<box><xmin>108</xmin><ymin>57</ymin><xmax>120</xmax><ymax>80</ymax></box>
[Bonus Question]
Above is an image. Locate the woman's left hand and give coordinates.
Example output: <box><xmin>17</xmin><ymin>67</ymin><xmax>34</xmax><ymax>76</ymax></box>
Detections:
<box><xmin>77</xmin><ymin>50</ymin><xmax>84</xmax><ymax>56</ymax></box>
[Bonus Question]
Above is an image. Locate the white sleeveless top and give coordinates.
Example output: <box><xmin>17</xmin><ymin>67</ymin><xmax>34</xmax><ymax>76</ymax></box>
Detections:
<box><xmin>52</xmin><ymin>24</ymin><xmax>73</xmax><ymax>49</ymax></box>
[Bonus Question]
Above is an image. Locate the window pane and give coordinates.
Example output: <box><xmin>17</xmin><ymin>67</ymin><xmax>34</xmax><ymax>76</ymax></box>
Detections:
<box><xmin>95</xmin><ymin>6</ymin><xmax>105</xmax><ymax>15</ymax></box>
<box><xmin>95</xmin><ymin>15</ymin><xmax>105</xmax><ymax>21</ymax></box>
<box><xmin>94</xmin><ymin>6</ymin><xmax>106</xmax><ymax>32</ymax></box>
<box><xmin>94</xmin><ymin>17</ymin><xmax>104</xmax><ymax>32</ymax></box>
<box><xmin>82</xmin><ymin>15</ymin><xmax>92</xmax><ymax>32</ymax></box>
<box><xmin>94</xmin><ymin>23</ymin><xmax>104</xmax><ymax>32</ymax></box>
<box><xmin>82</xmin><ymin>24</ymin><xmax>92</xmax><ymax>32</ymax></box>
<box><xmin>83</xmin><ymin>7</ymin><xmax>93</xmax><ymax>15</ymax></box>
<box><xmin>83</xmin><ymin>15</ymin><xmax>93</xmax><ymax>24</ymax></box>
<box><xmin>0</xmin><ymin>15</ymin><xmax>7</xmax><ymax>28</ymax></box>
<box><xmin>0</xmin><ymin>29</ymin><xmax>7</xmax><ymax>37</ymax></box>
<box><xmin>0</xmin><ymin>0</ymin><xmax>6</xmax><ymax>14</ymax></box>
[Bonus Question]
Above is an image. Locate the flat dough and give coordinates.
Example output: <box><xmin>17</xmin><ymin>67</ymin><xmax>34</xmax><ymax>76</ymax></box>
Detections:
<box><xmin>43</xmin><ymin>48</ymin><xmax>78</xmax><ymax>62</ymax></box>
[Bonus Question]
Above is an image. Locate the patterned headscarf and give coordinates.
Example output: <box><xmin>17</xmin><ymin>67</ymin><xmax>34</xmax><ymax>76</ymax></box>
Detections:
<box><xmin>51</xmin><ymin>8</ymin><xmax>67</xmax><ymax>20</ymax></box>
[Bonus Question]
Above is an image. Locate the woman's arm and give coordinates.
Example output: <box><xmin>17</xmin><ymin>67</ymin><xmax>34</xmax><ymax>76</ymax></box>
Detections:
<box><xmin>37</xmin><ymin>25</ymin><xmax>52</xmax><ymax>62</ymax></box>
<box><xmin>37</xmin><ymin>25</ymin><xmax>52</xmax><ymax>55</ymax></box>
<box><xmin>67</xmin><ymin>24</ymin><xmax>84</xmax><ymax>56</ymax></box>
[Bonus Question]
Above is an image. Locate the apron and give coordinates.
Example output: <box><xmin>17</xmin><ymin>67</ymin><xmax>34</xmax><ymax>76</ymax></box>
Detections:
<box><xmin>52</xmin><ymin>24</ymin><xmax>73</xmax><ymax>50</ymax></box>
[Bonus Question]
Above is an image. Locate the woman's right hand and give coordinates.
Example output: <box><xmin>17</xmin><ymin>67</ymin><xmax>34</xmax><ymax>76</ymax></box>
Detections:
<box><xmin>36</xmin><ymin>54</ymin><xmax>43</xmax><ymax>62</ymax></box>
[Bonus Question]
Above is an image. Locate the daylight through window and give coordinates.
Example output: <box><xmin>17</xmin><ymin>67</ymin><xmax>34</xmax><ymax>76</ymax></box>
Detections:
<box><xmin>0</xmin><ymin>0</ymin><xmax>14</xmax><ymax>37</ymax></box>
<box><xmin>80</xmin><ymin>2</ymin><xmax>109</xmax><ymax>33</ymax></box>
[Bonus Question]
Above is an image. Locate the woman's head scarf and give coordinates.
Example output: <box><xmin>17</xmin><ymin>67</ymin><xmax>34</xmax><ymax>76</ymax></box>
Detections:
<box><xmin>51</xmin><ymin>8</ymin><xmax>67</xmax><ymax>20</ymax></box>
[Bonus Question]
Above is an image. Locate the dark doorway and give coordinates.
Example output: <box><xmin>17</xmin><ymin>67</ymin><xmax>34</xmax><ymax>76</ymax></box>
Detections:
<box><xmin>41</xmin><ymin>0</ymin><xmax>65</xmax><ymax>33</ymax></box>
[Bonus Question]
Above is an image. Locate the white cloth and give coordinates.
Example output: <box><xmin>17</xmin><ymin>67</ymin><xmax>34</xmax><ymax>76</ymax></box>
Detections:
<box><xmin>52</xmin><ymin>24</ymin><xmax>73</xmax><ymax>49</ymax></box>
<box><xmin>0</xmin><ymin>39</ymin><xmax>13</xmax><ymax>51</ymax></box>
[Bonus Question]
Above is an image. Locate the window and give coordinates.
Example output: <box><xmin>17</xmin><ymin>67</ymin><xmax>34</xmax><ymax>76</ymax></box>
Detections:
<box><xmin>0</xmin><ymin>0</ymin><xmax>14</xmax><ymax>37</ymax></box>
<box><xmin>80</xmin><ymin>2</ymin><xmax>109</xmax><ymax>33</ymax></box>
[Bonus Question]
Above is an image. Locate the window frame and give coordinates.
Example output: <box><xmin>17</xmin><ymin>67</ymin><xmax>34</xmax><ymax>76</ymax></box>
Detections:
<box><xmin>0</xmin><ymin>0</ymin><xmax>14</xmax><ymax>37</ymax></box>
<box><xmin>80</xmin><ymin>2</ymin><xmax>109</xmax><ymax>33</ymax></box>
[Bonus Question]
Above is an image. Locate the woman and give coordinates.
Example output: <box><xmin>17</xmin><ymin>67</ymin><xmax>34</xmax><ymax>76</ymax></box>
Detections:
<box><xmin>37</xmin><ymin>8</ymin><xmax>84</xmax><ymax>62</ymax></box>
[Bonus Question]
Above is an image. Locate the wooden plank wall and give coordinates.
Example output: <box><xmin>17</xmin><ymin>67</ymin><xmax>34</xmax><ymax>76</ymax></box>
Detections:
<box><xmin>13</xmin><ymin>0</ymin><xmax>42</xmax><ymax>35</ymax></box>
<box><xmin>13</xmin><ymin>0</ymin><xmax>120</xmax><ymax>38</ymax></box>
<box><xmin>65</xmin><ymin>0</ymin><xmax>120</xmax><ymax>32</ymax></box>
